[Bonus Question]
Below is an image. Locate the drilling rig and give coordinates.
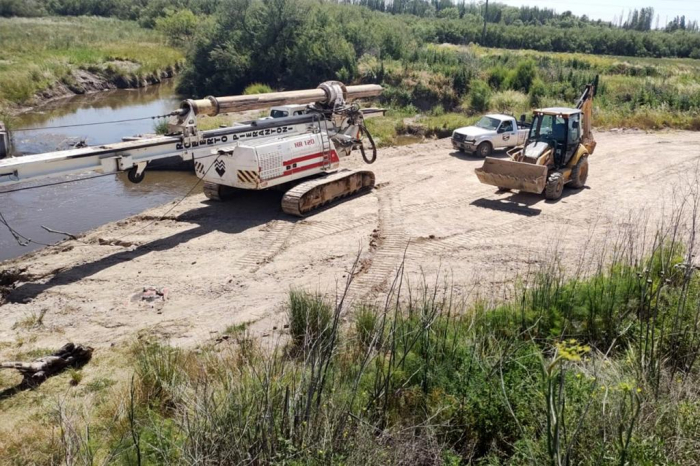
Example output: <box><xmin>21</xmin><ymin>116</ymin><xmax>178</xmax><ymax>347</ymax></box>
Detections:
<box><xmin>0</xmin><ymin>81</ymin><xmax>382</xmax><ymax>216</ymax></box>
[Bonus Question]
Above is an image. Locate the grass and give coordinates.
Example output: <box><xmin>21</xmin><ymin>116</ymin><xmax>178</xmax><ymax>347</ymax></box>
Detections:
<box><xmin>2</xmin><ymin>185</ymin><xmax>700</xmax><ymax>464</ymax></box>
<box><xmin>288</xmin><ymin>289</ymin><xmax>333</xmax><ymax>350</ymax></box>
<box><xmin>0</xmin><ymin>16</ymin><xmax>184</xmax><ymax>109</ymax></box>
<box><xmin>11</xmin><ymin>308</ymin><xmax>47</xmax><ymax>330</ymax></box>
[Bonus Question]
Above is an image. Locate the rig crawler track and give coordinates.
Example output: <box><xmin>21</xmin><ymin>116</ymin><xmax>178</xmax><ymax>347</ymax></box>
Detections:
<box><xmin>281</xmin><ymin>169</ymin><xmax>375</xmax><ymax>216</ymax></box>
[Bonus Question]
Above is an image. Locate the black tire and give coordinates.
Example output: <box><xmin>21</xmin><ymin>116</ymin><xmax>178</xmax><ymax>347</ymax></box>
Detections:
<box><xmin>545</xmin><ymin>172</ymin><xmax>564</xmax><ymax>200</ymax></box>
<box><xmin>127</xmin><ymin>166</ymin><xmax>146</xmax><ymax>184</ymax></box>
<box><xmin>476</xmin><ymin>141</ymin><xmax>492</xmax><ymax>158</ymax></box>
<box><xmin>569</xmin><ymin>156</ymin><xmax>589</xmax><ymax>189</ymax></box>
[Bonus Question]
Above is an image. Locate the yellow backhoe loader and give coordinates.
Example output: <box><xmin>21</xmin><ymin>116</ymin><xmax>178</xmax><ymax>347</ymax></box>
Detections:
<box><xmin>475</xmin><ymin>77</ymin><xmax>598</xmax><ymax>200</ymax></box>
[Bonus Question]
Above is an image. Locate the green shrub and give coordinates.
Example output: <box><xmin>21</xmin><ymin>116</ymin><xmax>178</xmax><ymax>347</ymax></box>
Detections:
<box><xmin>243</xmin><ymin>83</ymin><xmax>273</xmax><ymax>95</ymax></box>
<box><xmin>154</xmin><ymin>9</ymin><xmax>198</xmax><ymax>46</ymax></box>
<box><xmin>507</xmin><ymin>60</ymin><xmax>537</xmax><ymax>93</ymax></box>
<box><xmin>490</xmin><ymin>90</ymin><xmax>528</xmax><ymax>113</ymax></box>
<box><xmin>488</xmin><ymin>66</ymin><xmax>509</xmax><ymax>90</ymax></box>
<box><xmin>355</xmin><ymin>305</ymin><xmax>380</xmax><ymax>349</ymax></box>
<box><xmin>288</xmin><ymin>290</ymin><xmax>333</xmax><ymax>350</ymax></box>
<box><xmin>529</xmin><ymin>78</ymin><xmax>547</xmax><ymax>108</ymax></box>
<box><xmin>468</xmin><ymin>79</ymin><xmax>491</xmax><ymax>113</ymax></box>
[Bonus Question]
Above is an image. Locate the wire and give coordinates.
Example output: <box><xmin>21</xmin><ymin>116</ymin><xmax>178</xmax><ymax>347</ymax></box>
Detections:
<box><xmin>11</xmin><ymin>112</ymin><xmax>180</xmax><ymax>132</ymax></box>
<box><xmin>116</xmin><ymin>154</ymin><xmax>221</xmax><ymax>239</ymax></box>
<box><xmin>0</xmin><ymin>210</ymin><xmax>51</xmax><ymax>247</ymax></box>
<box><xmin>0</xmin><ymin>173</ymin><xmax>115</xmax><ymax>195</ymax></box>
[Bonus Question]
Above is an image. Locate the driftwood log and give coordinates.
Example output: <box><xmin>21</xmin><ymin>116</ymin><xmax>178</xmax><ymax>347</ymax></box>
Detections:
<box><xmin>1</xmin><ymin>343</ymin><xmax>93</xmax><ymax>388</ymax></box>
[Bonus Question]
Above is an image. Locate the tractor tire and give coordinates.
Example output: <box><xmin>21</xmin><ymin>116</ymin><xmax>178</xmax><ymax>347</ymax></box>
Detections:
<box><xmin>568</xmin><ymin>156</ymin><xmax>589</xmax><ymax>189</ymax></box>
<box><xmin>545</xmin><ymin>172</ymin><xmax>565</xmax><ymax>200</ymax></box>
<box><xmin>477</xmin><ymin>142</ymin><xmax>492</xmax><ymax>158</ymax></box>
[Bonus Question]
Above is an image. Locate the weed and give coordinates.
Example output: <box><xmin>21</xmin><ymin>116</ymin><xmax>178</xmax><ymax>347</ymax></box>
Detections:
<box><xmin>11</xmin><ymin>308</ymin><xmax>47</xmax><ymax>330</ymax></box>
<box><xmin>287</xmin><ymin>289</ymin><xmax>333</xmax><ymax>351</ymax></box>
<box><xmin>68</xmin><ymin>368</ymin><xmax>83</xmax><ymax>386</ymax></box>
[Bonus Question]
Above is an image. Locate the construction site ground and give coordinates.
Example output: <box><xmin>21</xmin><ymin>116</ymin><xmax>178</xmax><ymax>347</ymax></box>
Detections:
<box><xmin>1</xmin><ymin>131</ymin><xmax>698</xmax><ymax>352</ymax></box>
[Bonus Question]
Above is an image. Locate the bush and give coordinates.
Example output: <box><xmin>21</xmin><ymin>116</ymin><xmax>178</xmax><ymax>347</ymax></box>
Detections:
<box><xmin>507</xmin><ymin>59</ymin><xmax>537</xmax><ymax>93</ymax></box>
<box><xmin>529</xmin><ymin>78</ymin><xmax>547</xmax><ymax>108</ymax></box>
<box><xmin>288</xmin><ymin>290</ymin><xmax>333</xmax><ymax>350</ymax></box>
<box><xmin>452</xmin><ymin>66</ymin><xmax>472</xmax><ymax>96</ymax></box>
<box><xmin>488</xmin><ymin>66</ymin><xmax>509</xmax><ymax>90</ymax></box>
<box><xmin>468</xmin><ymin>79</ymin><xmax>491</xmax><ymax>113</ymax></box>
<box><xmin>154</xmin><ymin>9</ymin><xmax>198</xmax><ymax>46</ymax></box>
<box><xmin>355</xmin><ymin>305</ymin><xmax>380</xmax><ymax>349</ymax></box>
<box><xmin>243</xmin><ymin>83</ymin><xmax>273</xmax><ymax>95</ymax></box>
<box><xmin>491</xmin><ymin>90</ymin><xmax>528</xmax><ymax>113</ymax></box>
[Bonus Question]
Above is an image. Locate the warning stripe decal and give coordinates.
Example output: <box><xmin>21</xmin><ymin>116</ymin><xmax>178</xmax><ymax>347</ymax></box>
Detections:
<box><xmin>237</xmin><ymin>170</ymin><xmax>260</xmax><ymax>184</ymax></box>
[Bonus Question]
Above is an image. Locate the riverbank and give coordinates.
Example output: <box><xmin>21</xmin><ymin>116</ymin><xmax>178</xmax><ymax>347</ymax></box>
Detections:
<box><xmin>1</xmin><ymin>131</ymin><xmax>699</xmax><ymax>464</ymax></box>
<box><xmin>0</xmin><ymin>17</ymin><xmax>183</xmax><ymax>117</ymax></box>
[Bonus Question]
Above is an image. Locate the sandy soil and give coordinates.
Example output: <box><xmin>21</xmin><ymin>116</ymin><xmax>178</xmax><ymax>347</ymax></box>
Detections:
<box><xmin>1</xmin><ymin>131</ymin><xmax>699</xmax><ymax>352</ymax></box>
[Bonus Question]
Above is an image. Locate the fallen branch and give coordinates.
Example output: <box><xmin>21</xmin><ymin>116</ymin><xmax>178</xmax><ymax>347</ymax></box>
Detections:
<box><xmin>41</xmin><ymin>225</ymin><xmax>78</xmax><ymax>241</ymax></box>
<box><xmin>1</xmin><ymin>343</ymin><xmax>93</xmax><ymax>391</ymax></box>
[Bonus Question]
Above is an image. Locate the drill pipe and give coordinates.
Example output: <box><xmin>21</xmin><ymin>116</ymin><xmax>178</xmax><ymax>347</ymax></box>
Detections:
<box><xmin>181</xmin><ymin>83</ymin><xmax>382</xmax><ymax>117</ymax></box>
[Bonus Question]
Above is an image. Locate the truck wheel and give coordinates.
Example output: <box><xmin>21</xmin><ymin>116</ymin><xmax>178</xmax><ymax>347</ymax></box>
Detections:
<box><xmin>569</xmin><ymin>156</ymin><xmax>589</xmax><ymax>189</ymax></box>
<box><xmin>545</xmin><ymin>172</ymin><xmax>564</xmax><ymax>200</ymax></box>
<box><xmin>477</xmin><ymin>142</ymin><xmax>492</xmax><ymax>158</ymax></box>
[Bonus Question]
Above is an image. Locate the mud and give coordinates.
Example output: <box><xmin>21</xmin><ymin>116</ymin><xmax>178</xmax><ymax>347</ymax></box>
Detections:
<box><xmin>0</xmin><ymin>131</ymin><xmax>699</xmax><ymax>351</ymax></box>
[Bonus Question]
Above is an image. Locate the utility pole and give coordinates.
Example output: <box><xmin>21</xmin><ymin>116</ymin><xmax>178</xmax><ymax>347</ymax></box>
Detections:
<box><xmin>482</xmin><ymin>0</ymin><xmax>489</xmax><ymax>44</ymax></box>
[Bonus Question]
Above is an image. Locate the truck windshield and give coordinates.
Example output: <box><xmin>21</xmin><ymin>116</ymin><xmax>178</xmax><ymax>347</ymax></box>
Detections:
<box><xmin>529</xmin><ymin>114</ymin><xmax>567</xmax><ymax>143</ymax></box>
<box><xmin>475</xmin><ymin>117</ymin><xmax>501</xmax><ymax>130</ymax></box>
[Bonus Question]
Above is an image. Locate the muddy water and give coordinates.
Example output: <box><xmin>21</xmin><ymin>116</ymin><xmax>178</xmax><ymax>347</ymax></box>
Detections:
<box><xmin>1</xmin><ymin>81</ymin><xmax>199</xmax><ymax>262</ymax></box>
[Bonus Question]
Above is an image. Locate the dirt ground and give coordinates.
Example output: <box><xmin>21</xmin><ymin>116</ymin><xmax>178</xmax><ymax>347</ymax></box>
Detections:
<box><xmin>1</xmin><ymin>131</ymin><xmax>699</xmax><ymax>353</ymax></box>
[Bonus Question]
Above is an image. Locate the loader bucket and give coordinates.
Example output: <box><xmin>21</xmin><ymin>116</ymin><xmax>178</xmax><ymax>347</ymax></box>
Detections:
<box><xmin>475</xmin><ymin>157</ymin><xmax>548</xmax><ymax>194</ymax></box>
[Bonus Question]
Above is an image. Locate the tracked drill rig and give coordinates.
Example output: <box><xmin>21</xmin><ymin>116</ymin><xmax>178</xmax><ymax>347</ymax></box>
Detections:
<box><xmin>0</xmin><ymin>81</ymin><xmax>382</xmax><ymax>216</ymax></box>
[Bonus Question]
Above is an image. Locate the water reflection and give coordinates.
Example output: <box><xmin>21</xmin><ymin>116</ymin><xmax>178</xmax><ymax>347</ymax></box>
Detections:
<box><xmin>1</xmin><ymin>81</ymin><xmax>199</xmax><ymax>262</ymax></box>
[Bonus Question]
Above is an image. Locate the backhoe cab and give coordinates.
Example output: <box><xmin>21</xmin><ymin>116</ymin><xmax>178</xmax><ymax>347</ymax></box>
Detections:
<box><xmin>475</xmin><ymin>77</ymin><xmax>597</xmax><ymax>200</ymax></box>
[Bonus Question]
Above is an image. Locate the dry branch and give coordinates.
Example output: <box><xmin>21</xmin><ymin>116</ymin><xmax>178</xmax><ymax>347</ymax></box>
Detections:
<box><xmin>1</xmin><ymin>343</ymin><xmax>93</xmax><ymax>387</ymax></box>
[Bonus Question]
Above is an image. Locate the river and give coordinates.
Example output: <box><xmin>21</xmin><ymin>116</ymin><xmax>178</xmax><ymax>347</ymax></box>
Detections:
<box><xmin>0</xmin><ymin>81</ymin><xmax>200</xmax><ymax>262</ymax></box>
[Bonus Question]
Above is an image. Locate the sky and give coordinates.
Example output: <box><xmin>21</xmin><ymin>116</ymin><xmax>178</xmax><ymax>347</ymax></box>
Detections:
<box><xmin>494</xmin><ymin>0</ymin><xmax>700</xmax><ymax>27</ymax></box>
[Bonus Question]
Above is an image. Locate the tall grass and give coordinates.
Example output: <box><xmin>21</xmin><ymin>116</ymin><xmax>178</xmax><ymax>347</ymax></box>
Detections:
<box><xmin>0</xmin><ymin>17</ymin><xmax>183</xmax><ymax>107</ymax></box>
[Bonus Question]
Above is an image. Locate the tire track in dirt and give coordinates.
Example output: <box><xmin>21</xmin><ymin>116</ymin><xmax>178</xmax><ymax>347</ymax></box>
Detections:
<box><xmin>347</xmin><ymin>190</ymin><xmax>408</xmax><ymax>299</ymax></box>
<box><xmin>287</xmin><ymin>217</ymin><xmax>376</xmax><ymax>247</ymax></box>
<box><xmin>234</xmin><ymin>220</ymin><xmax>297</xmax><ymax>272</ymax></box>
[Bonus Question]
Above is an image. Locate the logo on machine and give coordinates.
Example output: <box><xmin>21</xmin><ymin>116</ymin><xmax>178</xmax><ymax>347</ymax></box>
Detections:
<box><xmin>175</xmin><ymin>126</ymin><xmax>296</xmax><ymax>151</ymax></box>
<box><xmin>214</xmin><ymin>160</ymin><xmax>226</xmax><ymax>177</ymax></box>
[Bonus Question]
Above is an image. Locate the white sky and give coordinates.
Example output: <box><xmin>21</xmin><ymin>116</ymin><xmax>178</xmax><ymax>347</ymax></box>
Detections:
<box><xmin>494</xmin><ymin>0</ymin><xmax>700</xmax><ymax>26</ymax></box>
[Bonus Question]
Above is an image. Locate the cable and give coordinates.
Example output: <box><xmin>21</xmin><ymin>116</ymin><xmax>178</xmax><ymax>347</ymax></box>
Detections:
<box><xmin>11</xmin><ymin>112</ymin><xmax>180</xmax><ymax>132</ymax></box>
<box><xmin>0</xmin><ymin>210</ymin><xmax>51</xmax><ymax>247</ymax></box>
<box><xmin>117</xmin><ymin>154</ymin><xmax>221</xmax><ymax>239</ymax></box>
<box><xmin>0</xmin><ymin>173</ymin><xmax>115</xmax><ymax>195</ymax></box>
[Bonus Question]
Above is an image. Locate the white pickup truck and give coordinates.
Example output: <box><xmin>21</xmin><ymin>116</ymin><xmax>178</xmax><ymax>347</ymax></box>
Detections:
<box><xmin>452</xmin><ymin>114</ymin><xmax>530</xmax><ymax>157</ymax></box>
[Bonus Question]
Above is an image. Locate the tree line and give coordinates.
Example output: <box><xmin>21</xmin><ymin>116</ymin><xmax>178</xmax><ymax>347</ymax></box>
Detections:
<box><xmin>2</xmin><ymin>0</ymin><xmax>700</xmax><ymax>98</ymax></box>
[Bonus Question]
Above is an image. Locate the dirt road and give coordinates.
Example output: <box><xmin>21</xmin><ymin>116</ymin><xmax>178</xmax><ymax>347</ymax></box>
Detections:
<box><xmin>1</xmin><ymin>131</ymin><xmax>698</xmax><ymax>350</ymax></box>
